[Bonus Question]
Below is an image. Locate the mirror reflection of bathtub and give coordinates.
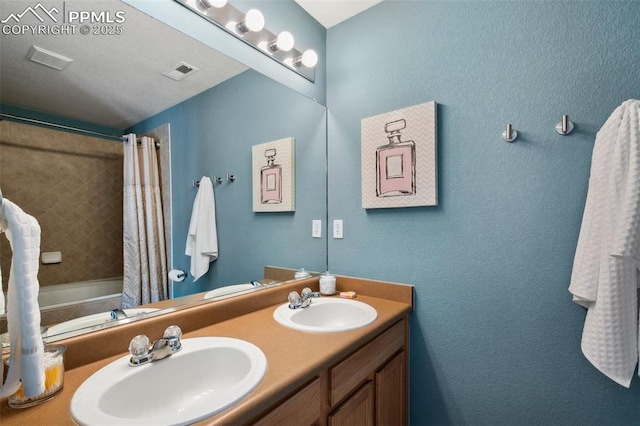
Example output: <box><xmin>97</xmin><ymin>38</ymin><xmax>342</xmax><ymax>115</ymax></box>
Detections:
<box><xmin>37</xmin><ymin>278</ymin><xmax>124</xmax><ymax>330</ymax></box>
<box><xmin>38</xmin><ymin>279</ymin><xmax>270</xmax><ymax>336</ymax></box>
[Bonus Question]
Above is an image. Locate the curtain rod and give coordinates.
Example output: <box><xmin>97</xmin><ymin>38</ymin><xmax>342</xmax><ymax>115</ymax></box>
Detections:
<box><xmin>0</xmin><ymin>113</ymin><xmax>124</xmax><ymax>141</ymax></box>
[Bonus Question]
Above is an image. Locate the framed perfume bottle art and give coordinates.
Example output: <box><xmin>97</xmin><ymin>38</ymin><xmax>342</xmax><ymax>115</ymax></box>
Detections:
<box><xmin>361</xmin><ymin>101</ymin><xmax>437</xmax><ymax>209</ymax></box>
<box><xmin>261</xmin><ymin>148</ymin><xmax>282</xmax><ymax>204</ymax></box>
<box><xmin>252</xmin><ymin>137</ymin><xmax>295</xmax><ymax>212</ymax></box>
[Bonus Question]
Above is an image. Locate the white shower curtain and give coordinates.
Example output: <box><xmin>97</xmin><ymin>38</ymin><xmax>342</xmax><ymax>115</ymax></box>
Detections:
<box><xmin>122</xmin><ymin>134</ymin><xmax>168</xmax><ymax>308</ymax></box>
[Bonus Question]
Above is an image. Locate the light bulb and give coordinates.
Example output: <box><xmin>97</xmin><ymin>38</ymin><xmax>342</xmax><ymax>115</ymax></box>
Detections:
<box><xmin>276</xmin><ymin>31</ymin><xmax>294</xmax><ymax>51</ymax></box>
<box><xmin>298</xmin><ymin>49</ymin><xmax>318</xmax><ymax>67</ymax></box>
<box><xmin>237</xmin><ymin>8</ymin><xmax>264</xmax><ymax>33</ymax></box>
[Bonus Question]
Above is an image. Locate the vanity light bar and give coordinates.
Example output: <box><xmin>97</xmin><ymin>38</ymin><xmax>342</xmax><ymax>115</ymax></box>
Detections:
<box><xmin>175</xmin><ymin>0</ymin><xmax>317</xmax><ymax>82</ymax></box>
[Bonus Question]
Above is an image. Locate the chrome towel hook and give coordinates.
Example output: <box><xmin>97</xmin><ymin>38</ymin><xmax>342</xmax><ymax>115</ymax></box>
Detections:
<box><xmin>502</xmin><ymin>123</ymin><xmax>518</xmax><ymax>143</ymax></box>
<box><xmin>555</xmin><ymin>114</ymin><xmax>575</xmax><ymax>135</ymax></box>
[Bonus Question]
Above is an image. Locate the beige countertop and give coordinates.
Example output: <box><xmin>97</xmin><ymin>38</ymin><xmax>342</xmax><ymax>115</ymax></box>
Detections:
<box><xmin>1</xmin><ymin>276</ymin><xmax>412</xmax><ymax>425</ymax></box>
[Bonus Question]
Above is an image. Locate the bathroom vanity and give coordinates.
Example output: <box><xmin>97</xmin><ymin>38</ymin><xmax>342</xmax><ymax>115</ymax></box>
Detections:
<box><xmin>0</xmin><ymin>275</ymin><xmax>412</xmax><ymax>425</ymax></box>
<box><xmin>256</xmin><ymin>317</ymin><xmax>407</xmax><ymax>425</ymax></box>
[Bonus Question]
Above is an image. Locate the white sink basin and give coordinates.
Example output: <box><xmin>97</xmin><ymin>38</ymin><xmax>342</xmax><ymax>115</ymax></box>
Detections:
<box><xmin>46</xmin><ymin>308</ymin><xmax>159</xmax><ymax>336</ymax></box>
<box><xmin>203</xmin><ymin>283</ymin><xmax>255</xmax><ymax>299</ymax></box>
<box><xmin>273</xmin><ymin>297</ymin><xmax>377</xmax><ymax>332</ymax></box>
<box><xmin>70</xmin><ymin>337</ymin><xmax>267</xmax><ymax>425</ymax></box>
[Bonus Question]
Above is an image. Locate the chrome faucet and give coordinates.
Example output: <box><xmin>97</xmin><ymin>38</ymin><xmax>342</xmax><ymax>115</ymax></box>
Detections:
<box><xmin>110</xmin><ymin>309</ymin><xmax>128</xmax><ymax>320</ymax></box>
<box><xmin>288</xmin><ymin>287</ymin><xmax>320</xmax><ymax>309</ymax></box>
<box><xmin>128</xmin><ymin>325</ymin><xmax>182</xmax><ymax>366</ymax></box>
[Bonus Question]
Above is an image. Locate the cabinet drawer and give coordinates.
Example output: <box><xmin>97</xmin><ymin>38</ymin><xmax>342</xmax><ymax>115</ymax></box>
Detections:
<box><xmin>254</xmin><ymin>377</ymin><xmax>321</xmax><ymax>426</ymax></box>
<box><xmin>330</xmin><ymin>319</ymin><xmax>405</xmax><ymax>405</ymax></box>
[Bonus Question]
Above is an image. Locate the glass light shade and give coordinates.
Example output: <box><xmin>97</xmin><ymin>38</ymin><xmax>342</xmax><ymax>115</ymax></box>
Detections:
<box><xmin>244</xmin><ymin>9</ymin><xmax>264</xmax><ymax>32</ymax></box>
<box><xmin>276</xmin><ymin>31</ymin><xmax>295</xmax><ymax>51</ymax></box>
<box><xmin>301</xmin><ymin>49</ymin><xmax>318</xmax><ymax>67</ymax></box>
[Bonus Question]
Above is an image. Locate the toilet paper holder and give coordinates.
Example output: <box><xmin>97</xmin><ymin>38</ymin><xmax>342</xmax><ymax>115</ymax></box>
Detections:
<box><xmin>168</xmin><ymin>270</ymin><xmax>186</xmax><ymax>282</ymax></box>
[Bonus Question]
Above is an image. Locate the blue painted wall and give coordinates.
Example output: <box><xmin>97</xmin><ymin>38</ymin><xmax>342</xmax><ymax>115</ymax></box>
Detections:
<box><xmin>130</xmin><ymin>69</ymin><xmax>326</xmax><ymax>297</ymax></box>
<box><xmin>326</xmin><ymin>1</ymin><xmax>640</xmax><ymax>424</ymax></box>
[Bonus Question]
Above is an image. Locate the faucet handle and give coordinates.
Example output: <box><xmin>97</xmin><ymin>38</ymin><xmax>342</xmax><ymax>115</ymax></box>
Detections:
<box><xmin>288</xmin><ymin>291</ymin><xmax>301</xmax><ymax>308</ymax></box>
<box><xmin>301</xmin><ymin>287</ymin><xmax>320</xmax><ymax>299</ymax></box>
<box><xmin>163</xmin><ymin>325</ymin><xmax>182</xmax><ymax>340</ymax></box>
<box><xmin>129</xmin><ymin>335</ymin><xmax>152</xmax><ymax>366</ymax></box>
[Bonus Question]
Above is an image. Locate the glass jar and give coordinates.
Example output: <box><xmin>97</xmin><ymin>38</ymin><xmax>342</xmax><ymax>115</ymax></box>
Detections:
<box><xmin>5</xmin><ymin>344</ymin><xmax>67</xmax><ymax>409</ymax></box>
<box><xmin>320</xmin><ymin>272</ymin><xmax>336</xmax><ymax>295</ymax></box>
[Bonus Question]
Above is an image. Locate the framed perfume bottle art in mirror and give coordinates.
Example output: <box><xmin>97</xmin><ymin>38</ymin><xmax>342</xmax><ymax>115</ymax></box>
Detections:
<box><xmin>252</xmin><ymin>137</ymin><xmax>296</xmax><ymax>212</ymax></box>
<box><xmin>361</xmin><ymin>101</ymin><xmax>437</xmax><ymax>209</ymax></box>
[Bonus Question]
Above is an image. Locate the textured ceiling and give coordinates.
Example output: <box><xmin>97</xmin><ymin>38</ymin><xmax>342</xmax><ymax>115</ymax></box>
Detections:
<box><xmin>0</xmin><ymin>0</ymin><xmax>248</xmax><ymax>130</ymax></box>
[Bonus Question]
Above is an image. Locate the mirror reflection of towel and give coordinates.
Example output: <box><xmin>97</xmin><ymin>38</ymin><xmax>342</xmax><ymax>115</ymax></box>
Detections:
<box><xmin>185</xmin><ymin>177</ymin><xmax>218</xmax><ymax>281</ymax></box>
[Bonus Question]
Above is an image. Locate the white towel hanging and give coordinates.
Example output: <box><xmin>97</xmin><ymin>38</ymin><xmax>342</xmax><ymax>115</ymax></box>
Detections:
<box><xmin>569</xmin><ymin>99</ymin><xmax>640</xmax><ymax>387</ymax></box>
<box><xmin>185</xmin><ymin>176</ymin><xmax>219</xmax><ymax>281</ymax></box>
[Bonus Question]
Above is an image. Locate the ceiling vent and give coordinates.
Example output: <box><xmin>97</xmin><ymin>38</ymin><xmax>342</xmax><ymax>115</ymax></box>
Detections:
<box><xmin>162</xmin><ymin>61</ymin><xmax>199</xmax><ymax>81</ymax></box>
<box><xmin>26</xmin><ymin>45</ymin><xmax>73</xmax><ymax>70</ymax></box>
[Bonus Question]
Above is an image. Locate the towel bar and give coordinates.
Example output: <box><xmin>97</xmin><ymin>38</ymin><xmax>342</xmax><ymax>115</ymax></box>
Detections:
<box><xmin>193</xmin><ymin>175</ymin><xmax>233</xmax><ymax>187</ymax></box>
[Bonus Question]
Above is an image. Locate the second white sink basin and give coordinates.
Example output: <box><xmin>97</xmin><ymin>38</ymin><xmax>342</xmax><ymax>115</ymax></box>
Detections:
<box><xmin>70</xmin><ymin>337</ymin><xmax>267</xmax><ymax>426</ymax></box>
<box><xmin>273</xmin><ymin>297</ymin><xmax>377</xmax><ymax>332</ymax></box>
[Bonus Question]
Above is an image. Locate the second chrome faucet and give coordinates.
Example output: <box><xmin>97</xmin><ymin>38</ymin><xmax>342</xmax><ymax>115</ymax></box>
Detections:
<box><xmin>288</xmin><ymin>287</ymin><xmax>320</xmax><ymax>309</ymax></box>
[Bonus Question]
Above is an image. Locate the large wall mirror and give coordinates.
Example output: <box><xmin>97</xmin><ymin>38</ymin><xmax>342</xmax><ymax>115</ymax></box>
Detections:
<box><xmin>0</xmin><ymin>0</ymin><xmax>327</xmax><ymax>343</ymax></box>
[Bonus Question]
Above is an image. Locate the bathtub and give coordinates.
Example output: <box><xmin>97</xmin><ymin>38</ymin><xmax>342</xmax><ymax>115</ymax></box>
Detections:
<box><xmin>0</xmin><ymin>277</ymin><xmax>124</xmax><ymax>336</ymax></box>
<box><xmin>38</xmin><ymin>277</ymin><xmax>123</xmax><ymax>309</ymax></box>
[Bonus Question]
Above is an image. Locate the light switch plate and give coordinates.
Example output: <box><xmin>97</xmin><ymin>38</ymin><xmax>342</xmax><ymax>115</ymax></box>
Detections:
<box><xmin>333</xmin><ymin>220</ymin><xmax>343</xmax><ymax>239</ymax></box>
<box><xmin>312</xmin><ymin>220</ymin><xmax>322</xmax><ymax>238</ymax></box>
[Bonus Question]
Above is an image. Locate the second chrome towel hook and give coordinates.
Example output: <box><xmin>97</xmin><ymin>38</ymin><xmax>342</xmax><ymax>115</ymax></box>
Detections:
<box><xmin>503</xmin><ymin>123</ymin><xmax>518</xmax><ymax>143</ymax></box>
<box><xmin>556</xmin><ymin>114</ymin><xmax>575</xmax><ymax>135</ymax></box>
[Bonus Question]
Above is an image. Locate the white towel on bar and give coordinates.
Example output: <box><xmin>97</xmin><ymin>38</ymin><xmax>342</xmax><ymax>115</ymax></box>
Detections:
<box><xmin>569</xmin><ymin>99</ymin><xmax>640</xmax><ymax>387</ymax></box>
<box><xmin>0</xmin><ymin>198</ymin><xmax>45</xmax><ymax>398</ymax></box>
<box><xmin>185</xmin><ymin>177</ymin><xmax>219</xmax><ymax>281</ymax></box>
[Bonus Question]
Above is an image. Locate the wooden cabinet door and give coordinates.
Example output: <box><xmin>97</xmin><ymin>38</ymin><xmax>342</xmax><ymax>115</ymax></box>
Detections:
<box><xmin>254</xmin><ymin>378</ymin><xmax>321</xmax><ymax>426</ymax></box>
<box><xmin>329</xmin><ymin>381</ymin><xmax>374</xmax><ymax>426</ymax></box>
<box><xmin>375</xmin><ymin>352</ymin><xmax>406</xmax><ymax>426</ymax></box>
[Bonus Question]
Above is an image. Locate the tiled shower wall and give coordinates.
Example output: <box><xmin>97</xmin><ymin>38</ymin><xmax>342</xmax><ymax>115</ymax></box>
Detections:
<box><xmin>0</xmin><ymin>120</ymin><xmax>124</xmax><ymax>290</ymax></box>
